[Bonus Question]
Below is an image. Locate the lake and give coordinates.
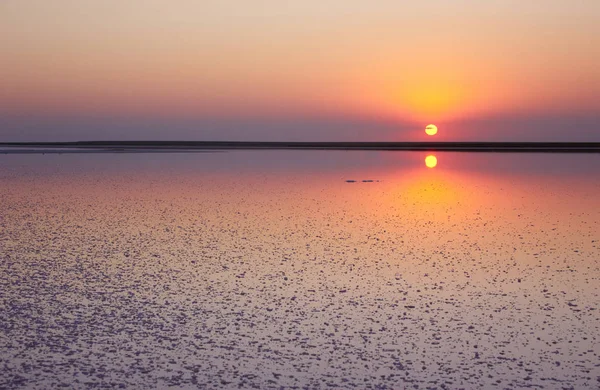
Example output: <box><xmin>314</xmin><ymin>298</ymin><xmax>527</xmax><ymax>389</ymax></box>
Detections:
<box><xmin>1</xmin><ymin>151</ymin><xmax>599</xmax><ymax>389</ymax></box>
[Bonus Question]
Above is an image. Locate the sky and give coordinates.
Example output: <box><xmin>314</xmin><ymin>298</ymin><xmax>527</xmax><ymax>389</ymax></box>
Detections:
<box><xmin>1</xmin><ymin>0</ymin><xmax>599</xmax><ymax>141</ymax></box>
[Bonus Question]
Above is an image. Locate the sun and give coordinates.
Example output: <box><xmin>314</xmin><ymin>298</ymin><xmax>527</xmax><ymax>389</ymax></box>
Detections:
<box><xmin>425</xmin><ymin>124</ymin><xmax>438</xmax><ymax>136</ymax></box>
<box><xmin>425</xmin><ymin>155</ymin><xmax>438</xmax><ymax>168</ymax></box>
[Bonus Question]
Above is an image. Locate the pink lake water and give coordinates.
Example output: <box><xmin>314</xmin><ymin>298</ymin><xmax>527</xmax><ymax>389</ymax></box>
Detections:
<box><xmin>1</xmin><ymin>151</ymin><xmax>599</xmax><ymax>389</ymax></box>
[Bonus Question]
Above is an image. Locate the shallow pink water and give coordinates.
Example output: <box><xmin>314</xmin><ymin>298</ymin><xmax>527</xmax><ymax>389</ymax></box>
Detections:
<box><xmin>1</xmin><ymin>152</ymin><xmax>599</xmax><ymax>388</ymax></box>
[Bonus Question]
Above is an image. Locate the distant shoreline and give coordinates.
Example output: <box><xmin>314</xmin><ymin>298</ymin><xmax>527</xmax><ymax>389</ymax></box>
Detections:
<box><xmin>1</xmin><ymin>141</ymin><xmax>600</xmax><ymax>153</ymax></box>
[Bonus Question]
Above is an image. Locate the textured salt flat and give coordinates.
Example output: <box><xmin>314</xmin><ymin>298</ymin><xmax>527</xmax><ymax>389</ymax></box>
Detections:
<box><xmin>0</xmin><ymin>153</ymin><xmax>599</xmax><ymax>389</ymax></box>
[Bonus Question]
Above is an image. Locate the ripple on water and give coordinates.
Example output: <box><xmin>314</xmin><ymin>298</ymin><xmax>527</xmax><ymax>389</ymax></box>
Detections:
<box><xmin>0</xmin><ymin>169</ymin><xmax>599</xmax><ymax>389</ymax></box>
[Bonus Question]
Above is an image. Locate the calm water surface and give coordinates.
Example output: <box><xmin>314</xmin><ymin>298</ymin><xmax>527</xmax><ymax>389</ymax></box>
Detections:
<box><xmin>1</xmin><ymin>152</ymin><xmax>599</xmax><ymax>389</ymax></box>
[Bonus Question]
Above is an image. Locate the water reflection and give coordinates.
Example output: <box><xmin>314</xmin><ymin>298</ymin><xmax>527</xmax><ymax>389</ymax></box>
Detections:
<box><xmin>0</xmin><ymin>152</ymin><xmax>599</xmax><ymax>388</ymax></box>
<box><xmin>425</xmin><ymin>154</ymin><xmax>438</xmax><ymax>168</ymax></box>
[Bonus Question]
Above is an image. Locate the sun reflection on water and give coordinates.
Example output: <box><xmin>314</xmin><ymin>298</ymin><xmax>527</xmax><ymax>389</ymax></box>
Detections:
<box><xmin>425</xmin><ymin>155</ymin><xmax>438</xmax><ymax>168</ymax></box>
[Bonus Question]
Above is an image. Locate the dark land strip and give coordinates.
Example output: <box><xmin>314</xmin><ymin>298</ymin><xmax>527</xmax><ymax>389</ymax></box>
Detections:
<box><xmin>1</xmin><ymin>141</ymin><xmax>600</xmax><ymax>153</ymax></box>
<box><xmin>0</xmin><ymin>148</ymin><xmax>222</xmax><ymax>154</ymax></box>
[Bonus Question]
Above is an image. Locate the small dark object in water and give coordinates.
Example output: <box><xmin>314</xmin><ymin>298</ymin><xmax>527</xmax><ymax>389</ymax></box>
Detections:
<box><xmin>345</xmin><ymin>180</ymin><xmax>357</xmax><ymax>183</ymax></box>
<box><xmin>362</xmin><ymin>180</ymin><xmax>374</xmax><ymax>183</ymax></box>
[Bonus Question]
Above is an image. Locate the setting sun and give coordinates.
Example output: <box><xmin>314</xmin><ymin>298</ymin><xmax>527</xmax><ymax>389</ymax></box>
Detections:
<box><xmin>425</xmin><ymin>124</ymin><xmax>438</xmax><ymax>136</ymax></box>
<box><xmin>425</xmin><ymin>155</ymin><xmax>438</xmax><ymax>168</ymax></box>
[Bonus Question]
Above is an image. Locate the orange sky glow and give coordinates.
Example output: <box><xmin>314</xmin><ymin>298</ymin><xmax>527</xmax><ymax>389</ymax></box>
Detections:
<box><xmin>1</xmin><ymin>1</ymin><xmax>599</xmax><ymax>141</ymax></box>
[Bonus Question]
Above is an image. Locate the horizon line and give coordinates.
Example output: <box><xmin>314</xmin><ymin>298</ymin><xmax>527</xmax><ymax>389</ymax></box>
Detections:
<box><xmin>1</xmin><ymin>140</ymin><xmax>600</xmax><ymax>153</ymax></box>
